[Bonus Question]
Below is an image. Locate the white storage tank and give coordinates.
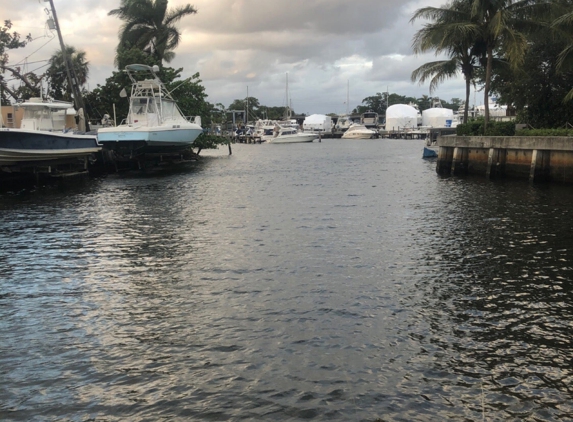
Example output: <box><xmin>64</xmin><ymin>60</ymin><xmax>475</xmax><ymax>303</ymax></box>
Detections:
<box><xmin>385</xmin><ymin>104</ymin><xmax>419</xmax><ymax>130</ymax></box>
<box><xmin>422</xmin><ymin>107</ymin><xmax>455</xmax><ymax>128</ymax></box>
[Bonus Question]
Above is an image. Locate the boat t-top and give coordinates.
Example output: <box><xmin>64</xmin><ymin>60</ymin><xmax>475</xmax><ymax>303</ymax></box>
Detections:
<box><xmin>97</xmin><ymin>64</ymin><xmax>203</xmax><ymax>154</ymax></box>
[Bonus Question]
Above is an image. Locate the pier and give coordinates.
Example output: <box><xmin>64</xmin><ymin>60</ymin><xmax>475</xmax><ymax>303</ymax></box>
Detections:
<box><xmin>436</xmin><ymin>135</ymin><xmax>573</xmax><ymax>183</ymax></box>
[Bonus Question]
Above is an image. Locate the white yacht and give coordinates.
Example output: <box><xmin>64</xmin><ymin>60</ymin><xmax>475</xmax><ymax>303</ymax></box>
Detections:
<box><xmin>341</xmin><ymin>123</ymin><xmax>378</xmax><ymax>139</ymax></box>
<box><xmin>267</xmin><ymin>125</ymin><xmax>316</xmax><ymax>143</ymax></box>
<box><xmin>97</xmin><ymin>64</ymin><xmax>203</xmax><ymax>154</ymax></box>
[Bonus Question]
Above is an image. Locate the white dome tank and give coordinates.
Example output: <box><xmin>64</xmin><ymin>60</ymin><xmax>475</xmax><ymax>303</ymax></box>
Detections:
<box><xmin>422</xmin><ymin>107</ymin><xmax>454</xmax><ymax>127</ymax></box>
<box><xmin>385</xmin><ymin>104</ymin><xmax>418</xmax><ymax>130</ymax></box>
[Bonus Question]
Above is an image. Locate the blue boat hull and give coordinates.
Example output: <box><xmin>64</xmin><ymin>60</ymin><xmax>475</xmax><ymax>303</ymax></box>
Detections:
<box><xmin>0</xmin><ymin>129</ymin><xmax>101</xmax><ymax>165</ymax></box>
<box><xmin>423</xmin><ymin>146</ymin><xmax>438</xmax><ymax>158</ymax></box>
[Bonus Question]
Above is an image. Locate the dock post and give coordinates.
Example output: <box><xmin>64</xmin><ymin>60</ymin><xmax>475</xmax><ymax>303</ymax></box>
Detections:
<box><xmin>451</xmin><ymin>147</ymin><xmax>468</xmax><ymax>175</ymax></box>
<box><xmin>530</xmin><ymin>149</ymin><xmax>550</xmax><ymax>182</ymax></box>
<box><xmin>530</xmin><ymin>149</ymin><xmax>539</xmax><ymax>182</ymax></box>
<box><xmin>486</xmin><ymin>148</ymin><xmax>505</xmax><ymax>179</ymax></box>
<box><xmin>436</xmin><ymin>146</ymin><xmax>453</xmax><ymax>175</ymax></box>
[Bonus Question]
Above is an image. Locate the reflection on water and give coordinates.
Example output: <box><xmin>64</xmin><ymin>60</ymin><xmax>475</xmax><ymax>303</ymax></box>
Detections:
<box><xmin>1</xmin><ymin>140</ymin><xmax>573</xmax><ymax>421</ymax></box>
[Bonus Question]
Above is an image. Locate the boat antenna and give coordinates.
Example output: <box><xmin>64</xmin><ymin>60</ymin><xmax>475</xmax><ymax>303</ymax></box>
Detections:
<box><xmin>285</xmin><ymin>72</ymin><xmax>292</xmax><ymax>120</ymax></box>
<box><xmin>165</xmin><ymin>80</ymin><xmax>187</xmax><ymax>97</ymax></box>
<box><xmin>45</xmin><ymin>0</ymin><xmax>90</xmax><ymax>132</ymax></box>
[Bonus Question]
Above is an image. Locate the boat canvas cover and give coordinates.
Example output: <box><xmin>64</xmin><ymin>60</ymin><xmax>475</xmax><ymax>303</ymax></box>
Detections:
<box><xmin>422</xmin><ymin>108</ymin><xmax>454</xmax><ymax>128</ymax></box>
<box><xmin>385</xmin><ymin>104</ymin><xmax>419</xmax><ymax>130</ymax></box>
<box><xmin>303</xmin><ymin>114</ymin><xmax>332</xmax><ymax>132</ymax></box>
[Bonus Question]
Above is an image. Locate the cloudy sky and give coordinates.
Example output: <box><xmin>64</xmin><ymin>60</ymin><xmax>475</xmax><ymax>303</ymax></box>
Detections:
<box><xmin>5</xmin><ymin>0</ymin><xmax>475</xmax><ymax>115</ymax></box>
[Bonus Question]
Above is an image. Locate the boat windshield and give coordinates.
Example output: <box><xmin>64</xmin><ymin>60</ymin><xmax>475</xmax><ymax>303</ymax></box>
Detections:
<box><xmin>22</xmin><ymin>106</ymin><xmax>54</xmax><ymax>130</ymax></box>
<box><xmin>160</xmin><ymin>99</ymin><xmax>185</xmax><ymax>122</ymax></box>
<box><xmin>131</xmin><ymin>98</ymin><xmax>155</xmax><ymax>115</ymax></box>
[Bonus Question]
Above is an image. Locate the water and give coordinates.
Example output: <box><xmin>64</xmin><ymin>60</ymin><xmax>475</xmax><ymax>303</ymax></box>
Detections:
<box><xmin>1</xmin><ymin>139</ymin><xmax>573</xmax><ymax>421</ymax></box>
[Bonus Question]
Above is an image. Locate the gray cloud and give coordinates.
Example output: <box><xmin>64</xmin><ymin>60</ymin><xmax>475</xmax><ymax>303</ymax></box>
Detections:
<box><xmin>4</xmin><ymin>0</ymin><xmax>469</xmax><ymax>113</ymax></box>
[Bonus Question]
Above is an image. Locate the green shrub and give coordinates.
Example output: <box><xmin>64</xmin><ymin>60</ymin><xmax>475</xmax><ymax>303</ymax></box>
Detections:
<box><xmin>456</xmin><ymin>120</ymin><xmax>515</xmax><ymax>136</ymax></box>
<box><xmin>456</xmin><ymin>121</ymin><xmax>483</xmax><ymax>136</ymax></box>
<box><xmin>515</xmin><ymin>128</ymin><xmax>573</xmax><ymax>136</ymax></box>
<box><xmin>485</xmin><ymin>121</ymin><xmax>515</xmax><ymax>136</ymax></box>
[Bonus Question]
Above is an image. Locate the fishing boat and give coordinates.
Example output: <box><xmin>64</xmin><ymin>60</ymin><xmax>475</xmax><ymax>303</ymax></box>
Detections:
<box><xmin>341</xmin><ymin>123</ymin><xmax>378</xmax><ymax>139</ymax></box>
<box><xmin>97</xmin><ymin>64</ymin><xmax>203</xmax><ymax>155</ymax></box>
<box><xmin>0</xmin><ymin>98</ymin><xmax>101</xmax><ymax>166</ymax></box>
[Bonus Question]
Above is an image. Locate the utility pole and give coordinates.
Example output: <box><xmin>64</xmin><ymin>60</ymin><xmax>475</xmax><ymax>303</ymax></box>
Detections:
<box><xmin>45</xmin><ymin>0</ymin><xmax>90</xmax><ymax>132</ymax></box>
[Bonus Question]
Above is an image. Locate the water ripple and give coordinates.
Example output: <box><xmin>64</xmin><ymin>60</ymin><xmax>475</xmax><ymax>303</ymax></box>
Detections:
<box><xmin>1</xmin><ymin>141</ymin><xmax>573</xmax><ymax>420</ymax></box>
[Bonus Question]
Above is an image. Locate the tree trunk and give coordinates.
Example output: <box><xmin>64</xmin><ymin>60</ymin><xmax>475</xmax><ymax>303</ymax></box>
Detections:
<box><xmin>484</xmin><ymin>44</ymin><xmax>493</xmax><ymax>132</ymax></box>
<box><xmin>0</xmin><ymin>65</ymin><xmax>39</xmax><ymax>94</ymax></box>
<box><xmin>464</xmin><ymin>76</ymin><xmax>471</xmax><ymax>124</ymax></box>
<box><xmin>0</xmin><ymin>81</ymin><xmax>19</xmax><ymax>102</ymax></box>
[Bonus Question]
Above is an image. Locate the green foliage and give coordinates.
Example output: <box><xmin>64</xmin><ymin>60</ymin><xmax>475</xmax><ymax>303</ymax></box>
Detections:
<box><xmin>456</xmin><ymin>119</ymin><xmax>515</xmax><ymax>136</ymax></box>
<box><xmin>116</xmin><ymin>45</ymin><xmax>160</xmax><ymax>70</ymax></box>
<box><xmin>0</xmin><ymin>20</ymin><xmax>32</xmax><ymax>105</ymax></box>
<box><xmin>515</xmin><ymin>128</ymin><xmax>573</xmax><ymax>137</ymax></box>
<box><xmin>46</xmin><ymin>45</ymin><xmax>90</xmax><ymax>101</ymax></box>
<box><xmin>83</xmin><ymin>69</ymin><xmax>132</xmax><ymax>125</ymax></box>
<box><xmin>485</xmin><ymin>121</ymin><xmax>515</xmax><ymax>136</ymax></box>
<box><xmin>456</xmin><ymin>121</ymin><xmax>484</xmax><ymax>136</ymax></box>
<box><xmin>228</xmin><ymin>97</ymin><xmax>263</xmax><ymax>121</ymax></box>
<box><xmin>192</xmin><ymin>133</ymin><xmax>228</xmax><ymax>155</ymax></box>
<box><xmin>490</xmin><ymin>25</ymin><xmax>573</xmax><ymax>128</ymax></box>
<box><xmin>259</xmin><ymin>106</ymin><xmax>292</xmax><ymax>120</ymax></box>
<box><xmin>0</xmin><ymin>20</ymin><xmax>31</xmax><ymax>67</ymax></box>
<box><xmin>108</xmin><ymin>0</ymin><xmax>197</xmax><ymax>65</ymax></box>
<box><xmin>166</xmin><ymin>71</ymin><xmax>211</xmax><ymax>126</ymax></box>
<box><xmin>356</xmin><ymin>92</ymin><xmax>387</xmax><ymax>116</ymax></box>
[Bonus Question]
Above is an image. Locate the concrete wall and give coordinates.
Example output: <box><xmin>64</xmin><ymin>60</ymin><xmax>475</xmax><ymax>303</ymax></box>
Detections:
<box><xmin>437</xmin><ymin>136</ymin><xmax>573</xmax><ymax>183</ymax></box>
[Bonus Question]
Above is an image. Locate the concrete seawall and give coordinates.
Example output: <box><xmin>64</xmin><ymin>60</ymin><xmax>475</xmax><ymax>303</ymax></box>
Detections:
<box><xmin>436</xmin><ymin>135</ymin><xmax>573</xmax><ymax>183</ymax></box>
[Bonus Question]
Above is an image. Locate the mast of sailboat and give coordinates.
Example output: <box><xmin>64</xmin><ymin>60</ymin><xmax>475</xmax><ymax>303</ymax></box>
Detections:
<box><xmin>285</xmin><ymin>72</ymin><xmax>290</xmax><ymax>120</ymax></box>
<box><xmin>45</xmin><ymin>0</ymin><xmax>90</xmax><ymax>132</ymax></box>
<box><xmin>246</xmin><ymin>86</ymin><xmax>249</xmax><ymax>126</ymax></box>
<box><xmin>346</xmin><ymin>80</ymin><xmax>349</xmax><ymax>115</ymax></box>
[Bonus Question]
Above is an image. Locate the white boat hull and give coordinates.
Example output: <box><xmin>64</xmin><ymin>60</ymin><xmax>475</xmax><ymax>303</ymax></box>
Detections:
<box><xmin>342</xmin><ymin>131</ymin><xmax>377</xmax><ymax>139</ymax></box>
<box><xmin>267</xmin><ymin>133</ymin><xmax>316</xmax><ymax>144</ymax></box>
<box><xmin>97</xmin><ymin>125</ymin><xmax>203</xmax><ymax>146</ymax></box>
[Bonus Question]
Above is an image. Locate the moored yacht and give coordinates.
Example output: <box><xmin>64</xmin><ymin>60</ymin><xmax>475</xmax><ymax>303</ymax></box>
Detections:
<box><xmin>97</xmin><ymin>64</ymin><xmax>203</xmax><ymax>155</ymax></box>
<box><xmin>267</xmin><ymin>125</ymin><xmax>316</xmax><ymax>143</ymax></box>
<box><xmin>361</xmin><ymin>110</ymin><xmax>379</xmax><ymax>129</ymax></box>
<box><xmin>0</xmin><ymin>98</ymin><xmax>101</xmax><ymax>166</ymax></box>
<box><xmin>341</xmin><ymin>123</ymin><xmax>378</xmax><ymax>139</ymax></box>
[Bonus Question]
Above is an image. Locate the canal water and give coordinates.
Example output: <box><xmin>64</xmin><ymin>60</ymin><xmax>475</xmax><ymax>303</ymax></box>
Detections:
<box><xmin>1</xmin><ymin>139</ymin><xmax>573</xmax><ymax>421</ymax></box>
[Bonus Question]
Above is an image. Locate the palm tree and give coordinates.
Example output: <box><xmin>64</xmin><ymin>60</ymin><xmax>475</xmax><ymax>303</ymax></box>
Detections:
<box><xmin>411</xmin><ymin>0</ymin><xmax>479</xmax><ymax>124</ymax></box>
<box><xmin>46</xmin><ymin>45</ymin><xmax>89</xmax><ymax>101</ymax></box>
<box><xmin>551</xmin><ymin>1</ymin><xmax>573</xmax><ymax>101</ymax></box>
<box><xmin>109</xmin><ymin>0</ymin><xmax>197</xmax><ymax>65</ymax></box>
<box><xmin>469</xmin><ymin>0</ymin><xmax>550</xmax><ymax>129</ymax></box>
